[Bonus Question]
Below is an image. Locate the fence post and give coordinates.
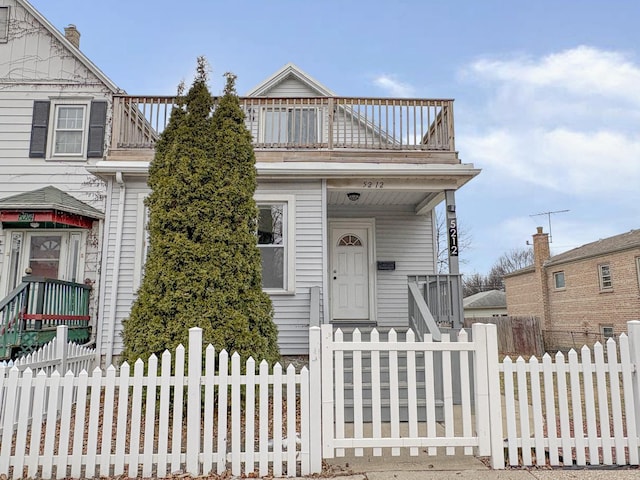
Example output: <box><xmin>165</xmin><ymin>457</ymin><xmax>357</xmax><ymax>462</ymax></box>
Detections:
<box><xmin>309</xmin><ymin>326</ymin><xmax>322</xmax><ymax>473</ymax></box>
<box><xmin>485</xmin><ymin>323</ymin><xmax>505</xmax><ymax>469</ymax></box>
<box><xmin>321</xmin><ymin>324</ymin><xmax>334</xmax><ymax>459</ymax></box>
<box><xmin>628</xmin><ymin>320</ymin><xmax>640</xmax><ymax>443</ymax></box>
<box><xmin>56</xmin><ymin>325</ymin><xmax>69</xmax><ymax>375</ymax></box>
<box><xmin>473</xmin><ymin>323</ymin><xmax>491</xmax><ymax>456</ymax></box>
<box><xmin>186</xmin><ymin>327</ymin><xmax>202</xmax><ymax>475</ymax></box>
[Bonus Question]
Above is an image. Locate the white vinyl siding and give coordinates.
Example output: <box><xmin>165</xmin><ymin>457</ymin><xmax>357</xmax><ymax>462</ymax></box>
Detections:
<box><xmin>257</xmin><ymin>182</ymin><xmax>323</xmax><ymax>355</ymax></box>
<box><xmin>262</xmin><ymin>77</ymin><xmax>319</xmax><ymax>97</ymax></box>
<box><xmin>328</xmin><ymin>205</ymin><xmax>434</xmax><ymax>328</ymax></box>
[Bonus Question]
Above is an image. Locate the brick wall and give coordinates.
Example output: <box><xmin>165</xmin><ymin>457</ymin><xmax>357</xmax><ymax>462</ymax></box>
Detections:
<box><xmin>505</xmin><ymin>270</ymin><xmax>543</xmax><ymax>318</ymax></box>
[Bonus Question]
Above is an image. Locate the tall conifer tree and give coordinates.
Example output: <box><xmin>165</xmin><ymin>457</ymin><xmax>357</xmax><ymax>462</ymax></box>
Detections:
<box><xmin>122</xmin><ymin>58</ymin><xmax>279</xmax><ymax>365</ymax></box>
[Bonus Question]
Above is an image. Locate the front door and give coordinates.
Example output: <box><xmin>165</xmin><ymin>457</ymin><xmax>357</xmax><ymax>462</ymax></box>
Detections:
<box><xmin>2</xmin><ymin>230</ymin><xmax>84</xmax><ymax>294</ymax></box>
<box><xmin>331</xmin><ymin>226</ymin><xmax>370</xmax><ymax>320</ymax></box>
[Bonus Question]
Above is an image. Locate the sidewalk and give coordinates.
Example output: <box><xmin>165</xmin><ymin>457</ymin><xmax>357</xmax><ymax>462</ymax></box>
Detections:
<box><xmin>323</xmin><ymin>451</ymin><xmax>640</xmax><ymax>479</ymax></box>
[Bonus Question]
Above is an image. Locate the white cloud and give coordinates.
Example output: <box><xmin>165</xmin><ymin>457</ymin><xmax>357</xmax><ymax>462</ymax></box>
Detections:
<box><xmin>460</xmin><ymin>46</ymin><xmax>640</xmax><ymax>196</ymax></box>
<box><xmin>372</xmin><ymin>74</ymin><xmax>416</xmax><ymax>97</ymax></box>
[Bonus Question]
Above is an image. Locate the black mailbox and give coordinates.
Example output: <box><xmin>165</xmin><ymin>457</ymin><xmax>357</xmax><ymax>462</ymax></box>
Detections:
<box><xmin>377</xmin><ymin>261</ymin><xmax>396</xmax><ymax>271</ymax></box>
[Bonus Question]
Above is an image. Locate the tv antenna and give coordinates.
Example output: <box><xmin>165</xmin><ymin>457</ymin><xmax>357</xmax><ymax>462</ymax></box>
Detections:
<box><xmin>529</xmin><ymin>209</ymin><xmax>569</xmax><ymax>243</ymax></box>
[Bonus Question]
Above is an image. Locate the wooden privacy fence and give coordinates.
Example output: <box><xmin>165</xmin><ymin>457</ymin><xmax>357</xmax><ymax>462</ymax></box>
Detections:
<box><xmin>464</xmin><ymin>316</ymin><xmax>544</xmax><ymax>357</ymax></box>
<box><xmin>0</xmin><ymin>328</ymin><xmax>322</xmax><ymax>479</ymax></box>
<box><xmin>500</xmin><ymin>321</ymin><xmax>640</xmax><ymax>467</ymax></box>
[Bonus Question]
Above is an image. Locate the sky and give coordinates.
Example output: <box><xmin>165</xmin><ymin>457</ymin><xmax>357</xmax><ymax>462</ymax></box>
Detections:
<box><xmin>30</xmin><ymin>0</ymin><xmax>640</xmax><ymax>275</ymax></box>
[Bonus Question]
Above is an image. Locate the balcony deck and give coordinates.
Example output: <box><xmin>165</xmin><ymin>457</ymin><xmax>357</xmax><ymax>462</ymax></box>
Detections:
<box><xmin>108</xmin><ymin>95</ymin><xmax>458</xmax><ymax>164</ymax></box>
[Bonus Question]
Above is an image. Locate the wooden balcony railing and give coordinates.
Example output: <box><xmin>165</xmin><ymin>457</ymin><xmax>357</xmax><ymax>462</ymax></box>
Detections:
<box><xmin>111</xmin><ymin>95</ymin><xmax>455</xmax><ymax>153</ymax></box>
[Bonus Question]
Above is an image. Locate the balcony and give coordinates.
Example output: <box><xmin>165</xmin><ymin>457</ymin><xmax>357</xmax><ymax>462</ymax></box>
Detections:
<box><xmin>108</xmin><ymin>95</ymin><xmax>457</xmax><ymax>164</ymax></box>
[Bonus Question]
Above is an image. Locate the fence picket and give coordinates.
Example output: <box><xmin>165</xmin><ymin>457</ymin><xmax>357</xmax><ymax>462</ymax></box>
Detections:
<box><xmin>286</xmin><ymin>364</ymin><xmax>297</xmax><ymax>475</ymax></box>
<box><xmin>203</xmin><ymin>345</ymin><xmax>216</xmax><ymax>475</ymax></box>
<box><xmin>406</xmin><ymin>329</ymin><xmax>419</xmax><ymax>456</ymax></box>
<box><xmin>13</xmin><ymin>368</ymin><xmax>32</xmax><ymax>476</ymax></box>
<box><xmin>0</xmin><ymin>367</ymin><xmax>18</xmax><ymax>472</ymax></box>
<box><xmin>388</xmin><ymin>329</ymin><xmax>400</xmax><ymax>456</ymax></box>
<box><xmin>273</xmin><ymin>363</ymin><xmax>283</xmax><ymax>477</ymax></box>
<box><xmin>101</xmin><ymin>366</ymin><xmax>117</xmax><ymax>476</ymax></box>
<box><xmin>555</xmin><ymin>352</ymin><xmax>572</xmax><ymax>466</ymax></box>
<box><xmin>245</xmin><ymin>357</ymin><xmax>256</xmax><ymax>475</ymax></box>
<box><xmin>424</xmin><ymin>334</ymin><xmax>436</xmax><ymax>455</ymax></box>
<box><xmin>157</xmin><ymin>351</ymin><xmax>172</xmax><ymax>477</ymax></box>
<box><xmin>217</xmin><ymin>350</ymin><xmax>229</xmax><ymax>474</ymax></box>
<box><xmin>143</xmin><ymin>355</ymin><xmax>158</xmax><ymax>477</ymax></box>
<box><xmin>516</xmin><ymin>356</ymin><xmax>531</xmax><ymax>465</ymax></box>
<box><xmin>529</xmin><ymin>357</ymin><xmax>545</xmax><ymax>464</ymax></box>
<box><xmin>300</xmin><ymin>366</ymin><xmax>310</xmax><ymax>474</ymax></box>
<box><xmin>259</xmin><ymin>360</ymin><xmax>269</xmax><ymax>477</ymax></box>
<box><xmin>128</xmin><ymin>360</ymin><xmax>144</xmax><ymax>477</ymax></box>
<box><xmin>56</xmin><ymin>371</ymin><xmax>75</xmax><ymax>476</ymax></box>
<box><xmin>41</xmin><ymin>371</ymin><xmax>60</xmax><ymax>479</ymax></box>
<box><xmin>70</xmin><ymin>370</ymin><xmax>88</xmax><ymax>478</ymax></box>
<box><xmin>568</xmin><ymin>349</ymin><xmax>585</xmax><ymax>465</ymax></box>
<box><xmin>580</xmin><ymin>346</ymin><xmax>598</xmax><ymax>465</ymax></box>
<box><xmin>458</xmin><ymin>329</ymin><xmax>472</xmax><ymax>456</ymax></box>
<box><xmin>503</xmin><ymin>357</ymin><xmax>518</xmax><ymax>465</ymax></box>
<box><xmin>594</xmin><ymin>342</ymin><xmax>612</xmax><ymax>464</ymax></box>
<box><xmin>171</xmin><ymin>345</ymin><xmax>185</xmax><ymax>473</ymax></box>
<box><xmin>352</xmin><ymin>329</ymin><xmax>364</xmax><ymax>457</ymax></box>
<box><xmin>606</xmin><ymin>338</ymin><xmax>625</xmax><ymax>464</ymax></box>
<box><xmin>114</xmin><ymin>363</ymin><xmax>130</xmax><ymax>476</ymax></box>
<box><xmin>186</xmin><ymin>328</ymin><xmax>202</xmax><ymax>475</ymax></box>
<box><xmin>370</xmin><ymin>329</ymin><xmax>382</xmax><ymax>456</ymax></box>
<box><xmin>334</xmin><ymin>329</ymin><xmax>345</xmax><ymax>457</ymax></box>
<box><xmin>441</xmin><ymin>333</ymin><xmax>454</xmax><ymax>455</ymax></box>
<box><xmin>231</xmin><ymin>353</ymin><xmax>241</xmax><ymax>476</ymax></box>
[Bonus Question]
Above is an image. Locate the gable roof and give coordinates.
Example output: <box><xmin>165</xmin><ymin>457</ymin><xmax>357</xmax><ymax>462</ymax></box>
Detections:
<box><xmin>17</xmin><ymin>0</ymin><xmax>121</xmax><ymax>93</ymax></box>
<box><xmin>463</xmin><ymin>290</ymin><xmax>507</xmax><ymax>309</ymax></box>
<box><xmin>245</xmin><ymin>62</ymin><xmax>336</xmax><ymax>97</ymax></box>
<box><xmin>546</xmin><ymin>229</ymin><xmax>640</xmax><ymax>266</ymax></box>
<box><xmin>0</xmin><ymin>186</ymin><xmax>104</xmax><ymax>219</ymax></box>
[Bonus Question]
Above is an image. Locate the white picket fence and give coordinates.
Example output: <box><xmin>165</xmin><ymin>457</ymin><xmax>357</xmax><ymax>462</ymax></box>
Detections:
<box><xmin>0</xmin><ymin>322</ymin><xmax>639</xmax><ymax>478</ymax></box>
<box><xmin>0</xmin><ymin>327</ymin><xmax>321</xmax><ymax>479</ymax></box>
<box><xmin>500</xmin><ymin>322</ymin><xmax>640</xmax><ymax>467</ymax></box>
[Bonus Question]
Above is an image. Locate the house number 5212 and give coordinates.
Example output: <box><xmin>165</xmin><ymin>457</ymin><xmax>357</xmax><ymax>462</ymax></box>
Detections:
<box><xmin>362</xmin><ymin>181</ymin><xmax>384</xmax><ymax>188</ymax></box>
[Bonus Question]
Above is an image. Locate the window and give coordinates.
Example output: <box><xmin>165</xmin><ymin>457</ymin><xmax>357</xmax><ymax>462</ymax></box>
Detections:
<box><xmin>598</xmin><ymin>264</ymin><xmax>612</xmax><ymax>290</ymax></box>
<box><xmin>636</xmin><ymin>257</ymin><xmax>640</xmax><ymax>290</ymax></box>
<box><xmin>601</xmin><ymin>325</ymin><xmax>615</xmax><ymax>340</ymax></box>
<box><xmin>0</xmin><ymin>7</ymin><xmax>8</xmax><ymax>43</ymax></box>
<box><xmin>262</xmin><ymin>108</ymin><xmax>319</xmax><ymax>144</ymax></box>
<box><xmin>53</xmin><ymin>105</ymin><xmax>86</xmax><ymax>155</ymax></box>
<box><xmin>29</xmin><ymin>100</ymin><xmax>107</xmax><ymax>159</ymax></box>
<box><xmin>256</xmin><ymin>195</ymin><xmax>295</xmax><ymax>293</ymax></box>
<box><xmin>553</xmin><ymin>271</ymin><xmax>565</xmax><ymax>289</ymax></box>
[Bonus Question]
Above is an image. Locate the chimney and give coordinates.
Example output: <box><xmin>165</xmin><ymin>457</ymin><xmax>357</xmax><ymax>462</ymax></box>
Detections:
<box><xmin>64</xmin><ymin>24</ymin><xmax>80</xmax><ymax>49</ymax></box>
<box><xmin>532</xmin><ymin>226</ymin><xmax>550</xmax><ymax>269</ymax></box>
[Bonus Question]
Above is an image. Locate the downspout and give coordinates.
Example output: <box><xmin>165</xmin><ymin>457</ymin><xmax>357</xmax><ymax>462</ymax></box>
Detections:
<box><xmin>105</xmin><ymin>172</ymin><xmax>126</xmax><ymax>366</ymax></box>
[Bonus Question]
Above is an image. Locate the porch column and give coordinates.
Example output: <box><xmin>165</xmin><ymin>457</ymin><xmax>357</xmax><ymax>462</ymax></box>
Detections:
<box><xmin>445</xmin><ymin>190</ymin><xmax>463</xmax><ymax>328</ymax></box>
<box><xmin>444</xmin><ymin>190</ymin><xmax>459</xmax><ymax>275</ymax></box>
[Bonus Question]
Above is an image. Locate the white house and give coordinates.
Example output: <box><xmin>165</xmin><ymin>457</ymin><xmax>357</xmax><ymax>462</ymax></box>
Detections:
<box><xmin>89</xmin><ymin>64</ymin><xmax>480</xmax><ymax>364</ymax></box>
<box><xmin>0</xmin><ymin>0</ymin><xmax>119</xmax><ymax>357</ymax></box>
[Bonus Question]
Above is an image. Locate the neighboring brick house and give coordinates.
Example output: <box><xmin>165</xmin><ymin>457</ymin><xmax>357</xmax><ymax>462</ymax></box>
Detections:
<box><xmin>504</xmin><ymin>227</ymin><xmax>640</xmax><ymax>350</ymax></box>
<box><xmin>463</xmin><ymin>290</ymin><xmax>507</xmax><ymax>318</ymax></box>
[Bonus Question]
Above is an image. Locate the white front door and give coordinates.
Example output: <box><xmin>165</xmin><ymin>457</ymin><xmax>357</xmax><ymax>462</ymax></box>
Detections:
<box><xmin>331</xmin><ymin>226</ymin><xmax>370</xmax><ymax>320</ymax></box>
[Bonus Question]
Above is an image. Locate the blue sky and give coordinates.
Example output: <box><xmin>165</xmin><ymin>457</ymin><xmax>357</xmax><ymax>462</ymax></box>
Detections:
<box><xmin>31</xmin><ymin>0</ymin><xmax>640</xmax><ymax>275</ymax></box>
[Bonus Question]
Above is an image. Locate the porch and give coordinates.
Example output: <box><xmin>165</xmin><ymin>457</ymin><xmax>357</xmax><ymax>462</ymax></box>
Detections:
<box><xmin>0</xmin><ymin>276</ymin><xmax>91</xmax><ymax>360</ymax></box>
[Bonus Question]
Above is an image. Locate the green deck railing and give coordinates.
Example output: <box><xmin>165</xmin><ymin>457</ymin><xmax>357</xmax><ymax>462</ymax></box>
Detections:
<box><xmin>0</xmin><ymin>276</ymin><xmax>91</xmax><ymax>359</ymax></box>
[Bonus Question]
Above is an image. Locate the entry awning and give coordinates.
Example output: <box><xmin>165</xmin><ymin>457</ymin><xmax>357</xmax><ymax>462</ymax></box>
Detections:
<box><xmin>0</xmin><ymin>186</ymin><xmax>104</xmax><ymax>229</ymax></box>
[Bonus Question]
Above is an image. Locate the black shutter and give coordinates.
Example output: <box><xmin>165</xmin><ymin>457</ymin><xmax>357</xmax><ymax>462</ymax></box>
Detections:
<box><xmin>87</xmin><ymin>100</ymin><xmax>108</xmax><ymax>158</ymax></box>
<box><xmin>29</xmin><ymin>101</ymin><xmax>50</xmax><ymax>158</ymax></box>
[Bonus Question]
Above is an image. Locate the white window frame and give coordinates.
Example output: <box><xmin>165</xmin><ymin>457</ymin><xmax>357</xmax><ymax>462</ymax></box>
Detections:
<box><xmin>0</xmin><ymin>7</ymin><xmax>9</xmax><ymax>43</ymax></box>
<box><xmin>598</xmin><ymin>263</ymin><xmax>612</xmax><ymax>290</ymax></box>
<box><xmin>255</xmin><ymin>194</ymin><xmax>295</xmax><ymax>294</ymax></box>
<box><xmin>133</xmin><ymin>194</ymin><xmax>150</xmax><ymax>290</ymax></box>
<box><xmin>47</xmin><ymin>99</ymin><xmax>91</xmax><ymax>159</ymax></box>
<box><xmin>260</xmin><ymin>107</ymin><xmax>321</xmax><ymax>144</ymax></box>
<box><xmin>553</xmin><ymin>271</ymin><xmax>565</xmax><ymax>290</ymax></box>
